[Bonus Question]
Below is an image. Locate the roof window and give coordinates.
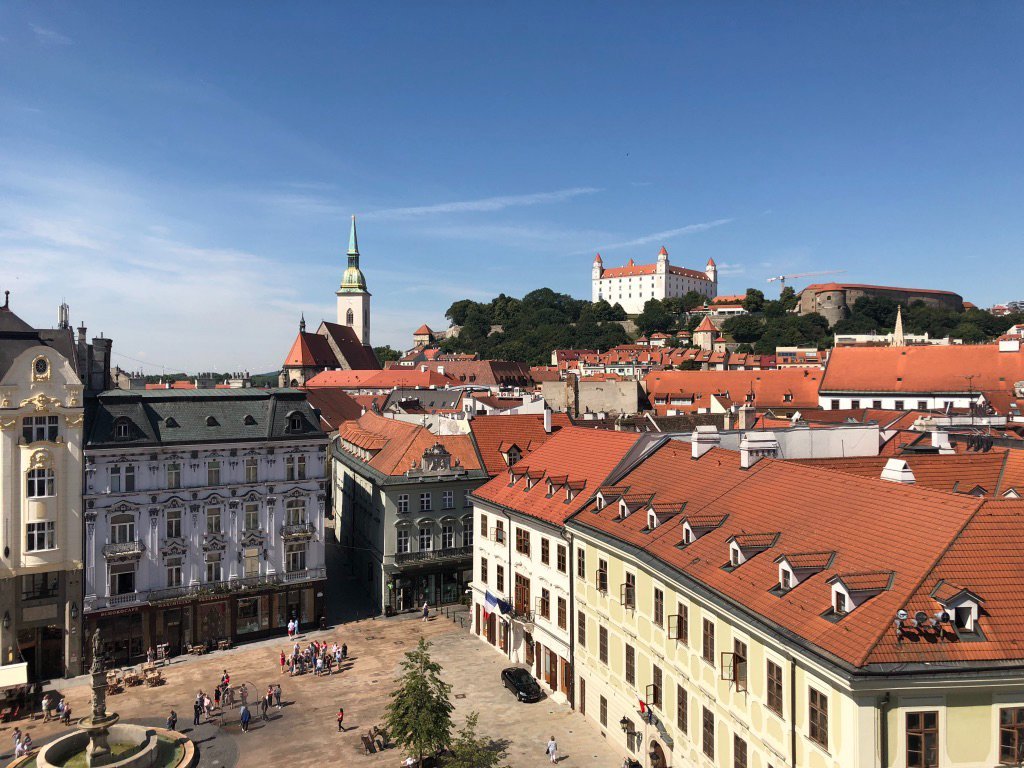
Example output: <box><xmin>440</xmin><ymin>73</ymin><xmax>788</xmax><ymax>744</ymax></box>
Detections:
<box><xmin>826</xmin><ymin>572</ymin><xmax>894</xmax><ymax>620</ymax></box>
<box><xmin>772</xmin><ymin>552</ymin><xmax>835</xmax><ymax>595</ymax></box>
<box><xmin>113</xmin><ymin>417</ymin><xmax>134</xmax><ymax>440</ymax></box>
<box><xmin>244</xmin><ymin>414</ymin><xmax>257</xmax><ymax>426</ymax></box>
<box><xmin>206</xmin><ymin>416</ymin><xmax>219</xmax><ymax>427</ymax></box>
<box><xmin>164</xmin><ymin>417</ymin><xmax>178</xmax><ymax>428</ymax></box>
<box><xmin>931</xmin><ymin>581</ymin><xmax>984</xmax><ymax>636</ymax></box>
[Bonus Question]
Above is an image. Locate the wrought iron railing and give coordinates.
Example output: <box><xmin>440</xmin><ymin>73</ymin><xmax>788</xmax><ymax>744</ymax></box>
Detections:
<box><xmin>394</xmin><ymin>545</ymin><xmax>472</xmax><ymax>565</ymax></box>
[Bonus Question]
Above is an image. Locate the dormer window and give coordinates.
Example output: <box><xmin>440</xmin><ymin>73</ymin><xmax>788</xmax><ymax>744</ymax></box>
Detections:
<box><xmin>206</xmin><ymin>416</ymin><xmax>219</xmax><ymax>427</ymax></box>
<box><xmin>618</xmin><ymin>500</ymin><xmax>629</xmax><ymax>519</ymax></box>
<box><xmin>114</xmin><ymin>418</ymin><xmax>132</xmax><ymax>440</ymax></box>
<box><xmin>244</xmin><ymin>414</ymin><xmax>257</xmax><ymax>426</ymax></box>
<box><xmin>596</xmin><ymin>496</ymin><xmax>605</xmax><ymax>510</ymax></box>
<box><xmin>729</xmin><ymin>543</ymin><xmax>744</xmax><ymax>567</ymax></box>
<box><xmin>780</xmin><ymin>567</ymin><xmax>793</xmax><ymax>591</ymax></box>
<box><xmin>647</xmin><ymin>510</ymin><xmax>658</xmax><ymax>530</ymax></box>
<box><xmin>682</xmin><ymin>524</ymin><xmax>694</xmax><ymax>545</ymax></box>
<box><xmin>834</xmin><ymin>591</ymin><xmax>847</xmax><ymax>615</ymax></box>
<box><xmin>932</xmin><ymin>581</ymin><xmax>984</xmax><ymax>635</ymax></box>
<box><xmin>164</xmin><ymin>417</ymin><xmax>179</xmax><ymax>428</ymax></box>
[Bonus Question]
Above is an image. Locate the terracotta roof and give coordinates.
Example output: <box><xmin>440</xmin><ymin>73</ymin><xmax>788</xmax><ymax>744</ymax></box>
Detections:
<box><xmin>469</xmin><ymin>413</ymin><xmax>571</xmax><ymax>476</ymax></box>
<box><xmin>599</xmin><ymin>263</ymin><xmax>711</xmax><ymax>281</ymax></box>
<box><xmin>801</xmin><ymin>282</ymin><xmax>962</xmax><ymax>297</ymax></box>
<box><xmin>821</xmin><ymin>346</ymin><xmax>1024</xmax><ymax>408</ymax></box>
<box><xmin>473</xmin><ymin>427</ymin><xmax>640</xmax><ymax>526</ymax></box>
<box><xmin>779</xmin><ymin>551</ymin><xmax>836</xmax><ymax>570</ymax></box>
<box><xmin>337</xmin><ymin>411</ymin><xmax>482</xmax><ymax>476</ymax></box>
<box><xmin>317</xmin><ymin>321</ymin><xmax>381</xmax><ymax>370</ymax></box>
<box><xmin>306</xmin><ymin>369</ymin><xmax>456</xmax><ymax>390</ymax></box>
<box><xmin>693</xmin><ymin>316</ymin><xmax>718</xmax><ymax>333</ymax></box>
<box><xmin>301</xmin><ymin>387</ymin><xmax>364</xmax><ymax>431</ymax></box>
<box><xmin>569</xmin><ymin>435</ymin><xmax>1024</xmax><ymax>669</ymax></box>
<box><xmin>413</xmin><ymin>324</ymin><xmax>434</xmax><ymax>335</ymax></box>
<box><xmin>794</xmin><ymin>451</ymin><xmax>1011</xmax><ymax>495</ymax></box>
<box><xmin>284</xmin><ymin>332</ymin><xmax>337</xmax><ymax>368</ymax></box>
<box><xmin>387</xmin><ymin>360</ymin><xmax>532</xmax><ymax>389</ymax></box>
<box><xmin>644</xmin><ymin>369</ymin><xmax>821</xmax><ymax>415</ymax></box>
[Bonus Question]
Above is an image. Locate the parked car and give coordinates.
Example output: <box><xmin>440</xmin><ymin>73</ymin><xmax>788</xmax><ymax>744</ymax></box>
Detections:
<box><xmin>501</xmin><ymin>666</ymin><xmax>542</xmax><ymax>702</ymax></box>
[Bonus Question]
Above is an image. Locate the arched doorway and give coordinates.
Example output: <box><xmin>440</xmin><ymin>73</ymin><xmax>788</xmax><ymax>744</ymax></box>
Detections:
<box><xmin>649</xmin><ymin>740</ymin><xmax>668</xmax><ymax>768</ymax></box>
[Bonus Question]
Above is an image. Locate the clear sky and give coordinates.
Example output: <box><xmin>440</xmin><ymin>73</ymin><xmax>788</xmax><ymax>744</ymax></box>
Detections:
<box><xmin>2</xmin><ymin>3</ymin><xmax>1022</xmax><ymax>373</ymax></box>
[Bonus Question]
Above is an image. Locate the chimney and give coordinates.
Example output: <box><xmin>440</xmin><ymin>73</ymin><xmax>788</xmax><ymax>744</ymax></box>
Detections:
<box><xmin>692</xmin><ymin>425</ymin><xmax>720</xmax><ymax>460</ymax></box>
<box><xmin>543</xmin><ymin>408</ymin><xmax>552</xmax><ymax>434</ymax></box>
<box><xmin>738</xmin><ymin>403</ymin><xmax>756</xmax><ymax>431</ymax></box>
<box><xmin>881</xmin><ymin>458</ymin><xmax>916</xmax><ymax>484</ymax></box>
<box><xmin>931</xmin><ymin>431</ymin><xmax>955</xmax><ymax>455</ymax></box>
<box><xmin>437</xmin><ymin>365</ymin><xmax>445</xmax><ymax>376</ymax></box>
<box><xmin>739</xmin><ymin>431</ymin><xmax>779</xmax><ymax>469</ymax></box>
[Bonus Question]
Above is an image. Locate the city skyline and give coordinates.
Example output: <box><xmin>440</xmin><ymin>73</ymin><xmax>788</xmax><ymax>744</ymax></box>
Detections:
<box><xmin>2</xmin><ymin>3</ymin><xmax>1023</xmax><ymax>371</ymax></box>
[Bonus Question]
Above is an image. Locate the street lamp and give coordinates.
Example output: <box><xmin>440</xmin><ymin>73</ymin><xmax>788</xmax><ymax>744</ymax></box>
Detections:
<box><xmin>619</xmin><ymin>716</ymin><xmax>630</xmax><ymax>733</ymax></box>
<box><xmin>70</xmin><ymin>602</ymin><xmax>78</xmax><ymax>620</ymax></box>
<box><xmin>2</xmin><ymin>612</ymin><xmax>9</xmax><ymax>630</ymax></box>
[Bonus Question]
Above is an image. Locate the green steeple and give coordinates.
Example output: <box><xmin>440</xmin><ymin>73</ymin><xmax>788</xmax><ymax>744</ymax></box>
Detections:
<box><xmin>338</xmin><ymin>215</ymin><xmax>368</xmax><ymax>293</ymax></box>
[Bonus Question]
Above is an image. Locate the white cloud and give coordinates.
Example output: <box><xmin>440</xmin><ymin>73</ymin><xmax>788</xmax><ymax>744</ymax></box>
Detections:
<box><xmin>575</xmin><ymin>218</ymin><xmax>734</xmax><ymax>254</ymax></box>
<box><xmin>715</xmin><ymin>262</ymin><xmax>745</xmax><ymax>276</ymax></box>
<box><xmin>29</xmin><ymin>23</ymin><xmax>71</xmax><ymax>45</ymax></box>
<box><xmin>361</xmin><ymin>187</ymin><xmax>602</xmax><ymax>220</ymax></box>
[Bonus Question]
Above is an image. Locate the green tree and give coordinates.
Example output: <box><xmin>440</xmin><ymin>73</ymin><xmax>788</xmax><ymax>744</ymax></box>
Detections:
<box><xmin>742</xmin><ymin>288</ymin><xmax>766</xmax><ymax>313</ymax></box>
<box><xmin>374</xmin><ymin>346</ymin><xmax>402</xmax><ymax>366</ymax></box>
<box><xmin>722</xmin><ymin>315</ymin><xmax>764</xmax><ymax>344</ymax></box>
<box><xmin>444</xmin><ymin>712</ymin><xmax>509</xmax><ymax>768</ymax></box>
<box><xmin>384</xmin><ymin>638</ymin><xmax>453</xmax><ymax>766</ymax></box>
<box><xmin>682</xmin><ymin>291</ymin><xmax>706</xmax><ymax>312</ymax></box>
<box><xmin>445</xmin><ymin>299</ymin><xmax>484</xmax><ymax>327</ymax></box>
<box><xmin>635</xmin><ymin>299</ymin><xmax>673</xmax><ymax>335</ymax></box>
<box><xmin>778</xmin><ymin>286</ymin><xmax>799</xmax><ymax>312</ymax></box>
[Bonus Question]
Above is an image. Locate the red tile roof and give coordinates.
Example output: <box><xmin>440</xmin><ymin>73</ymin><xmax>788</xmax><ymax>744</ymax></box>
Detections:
<box><xmin>568</xmin><ymin>435</ymin><xmax>1024</xmax><ymax>668</ymax></box>
<box><xmin>821</xmin><ymin>345</ymin><xmax>1024</xmax><ymax>410</ymax></box>
<box><xmin>473</xmin><ymin>427</ymin><xmax>640</xmax><ymax>526</ymax></box>
<box><xmin>801</xmin><ymin>282</ymin><xmax>962</xmax><ymax>297</ymax></box>
<box><xmin>644</xmin><ymin>369</ymin><xmax>821</xmax><ymax>415</ymax></box>
<box><xmin>469</xmin><ymin>413</ymin><xmax>572</xmax><ymax>476</ymax></box>
<box><xmin>301</xmin><ymin>387</ymin><xmax>365</xmax><ymax>431</ymax></box>
<box><xmin>337</xmin><ymin>411</ymin><xmax>481</xmax><ymax>476</ymax></box>
<box><xmin>693</xmin><ymin>316</ymin><xmax>718</xmax><ymax>333</ymax></box>
<box><xmin>413</xmin><ymin>324</ymin><xmax>434</xmax><ymax>335</ymax></box>
<box><xmin>284</xmin><ymin>332</ymin><xmax>337</xmax><ymax>368</ymax></box>
<box><xmin>794</xmin><ymin>451</ymin><xmax>1011</xmax><ymax>495</ymax></box>
<box><xmin>306</xmin><ymin>369</ymin><xmax>456</xmax><ymax>390</ymax></box>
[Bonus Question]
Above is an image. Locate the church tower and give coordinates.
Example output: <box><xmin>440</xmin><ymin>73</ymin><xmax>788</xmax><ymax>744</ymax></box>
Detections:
<box><xmin>336</xmin><ymin>215</ymin><xmax>371</xmax><ymax>346</ymax></box>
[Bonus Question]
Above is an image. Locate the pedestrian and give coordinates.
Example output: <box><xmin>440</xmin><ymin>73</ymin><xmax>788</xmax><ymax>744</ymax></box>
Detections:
<box><xmin>239</xmin><ymin>685</ymin><xmax>248</xmax><ymax>707</ymax></box>
<box><xmin>221</xmin><ymin>669</ymin><xmax>230</xmax><ymax>686</ymax></box>
<box><xmin>193</xmin><ymin>698</ymin><xmax>202</xmax><ymax>726</ymax></box>
<box><xmin>147</xmin><ymin>646</ymin><xmax>155</xmax><ymax>664</ymax></box>
<box><xmin>259</xmin><ymin>695</ymin><xmax>269</xmax><ymax>721</ymax></box>
<box><xmin>274</xmin><ymin>684</ymin><xmax>282</xmax><ymax>709</ymax></box>
<box><xmin>546</xmin><ymin>736</ymin><xmax>558</xmax><ymax>764</ymax></box>
<box><xmin>341</xmin><ymin>643</ymin><xmax>348</xmax><ymax>661</ymax></box>
<box><xmin>61</xmin><ymin>703</ymin><xmax>72</xmax><ymax>726</ymax></box>
<box><xmin>214</xmin><ymin>685</ymin><xmax>222</xmax><ymax>709</ymax></box>
<box><xmin>203</xmin><ymin>693</ymin><xmax>212</xmax><ymax>719</ymax></box>
<box><xmin>279</xmin><ymin>650</ymin><xmax>286</xmax><ymax>674</ymax></box>
<box><xmin>19</xmin><ymin>733</ymin><xmax>32</xmax><ymax>756</ymax></box>
<box><xmin>41</xmin><ymin>693</ymin><xmax>51</xmax><ymax>722</ymax></box>
<box><xmin>166</xmin><ymin>709</ymin><xmax>177</xmax><ymax>731</ymax></box>
<box><xmin>12</xmin><ymin>727</ymin><xmax>22</xmax><ymax>753</ymax></box>
<box><xmin>287</xmin><ymin>619</ymin><xmax>294</xmax><ymax>639</ymax></box>
<box><xmin>336</xmin><ymin>706</ymin><xmax>344</xmax><ymax>732</ymax></box>
<box><xmin>239</xmin><ymin>705</ymin><xmax>251</xmax><ymax>733</ymax></box>
<box><xmin>421</xmin><ymin>601</ymin><xmax>429</xmax><ymax>621</ymax></box>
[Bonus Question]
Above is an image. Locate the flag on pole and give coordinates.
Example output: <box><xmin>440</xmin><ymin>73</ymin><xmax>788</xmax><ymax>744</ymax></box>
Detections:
<box><xmin>638</xmin><ymin>698</ymin><xmax>647</xmax><ymax>714</ymax></box>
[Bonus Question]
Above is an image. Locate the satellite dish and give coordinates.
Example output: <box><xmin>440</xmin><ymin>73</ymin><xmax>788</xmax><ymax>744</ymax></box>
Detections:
<box><xmin>896</xmin><ymin>609</ymin><xmax>909</xmax><ymax>621</ymax></box>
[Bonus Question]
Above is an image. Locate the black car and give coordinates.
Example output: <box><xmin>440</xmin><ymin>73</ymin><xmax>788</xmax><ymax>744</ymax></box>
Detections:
<box><xmin>501</xmin><ymin>666</ymin><xmax>542</xmax><ymax>703</ymax></box>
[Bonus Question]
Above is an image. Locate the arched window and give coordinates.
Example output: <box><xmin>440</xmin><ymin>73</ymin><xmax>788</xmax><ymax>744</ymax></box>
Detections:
<box><xmin>346</xmin><ymin>308</ymin><xmax>354</xmax><ymax>326</ymax></box>
<box><xmin>285</xmin><ymin>499</ymin><xmax>306</xmax><ymax>526</ymax></box>
<box><xmin>110</xmin><ymin>513</ymin><xmax>135</xmax><ymax>544</ymax></box>
<box><xmin>26</xmin><ymin>468</ymin><xmax>55</xmax><ymax>498</ymax></box>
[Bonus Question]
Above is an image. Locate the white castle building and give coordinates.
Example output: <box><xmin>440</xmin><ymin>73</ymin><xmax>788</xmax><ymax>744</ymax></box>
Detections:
<box><xmin>591</xmin><ymin>247</ymin><xmax>717</xmax><ymax>314</ymax></box>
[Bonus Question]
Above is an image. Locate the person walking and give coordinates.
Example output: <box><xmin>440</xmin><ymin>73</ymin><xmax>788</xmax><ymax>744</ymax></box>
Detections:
<box><xmin>12</xmin><ymin>727</ymin><xmax>22</xmax><ymax>754</ymax></box>
<box><xmin>259</xmin><ymin>694</ymin><xmax>269</xmax><ymax>722</ymax></box>
<box><xmin>274</xmin><ymin>684</ymin><xmax>282</xmax><ymax>709</ymax></box>
<box><xmin>421</xmin><ymin>601</ymin><xmax>429</xmax><ymax>622</ymax></box>
<box><xmin>336</xmin><ymin>707</ymin><xmax>344</xmax><ymax>732</ymax></box>
<box><xmin>166</xmin><ymin>710</ymin><xmax>177</xmax><ymax>731</ymax></box>
<box><xmin>60</xmin><ymin>703</ymin><xmax>72</xmax><ymax>726</ymax></box>
<box><xmin>203</xmin><ymin>693</ymin><xmax>213</xmax><ymax>719</ymax></box>
<box><xmin>341</xmin><ymin>643</ymin><xmax>348</xmax><ymax>661</ymax></box>
<box><xmin>193</xmin><ymin>698</ymin><xmax>203</xmax><ymax>726</ymax></box>
<box><xmin>214</xmin><ymin>685</ymin><xmax>222</xmax><ymax>709</ymax></box>
<box><xmin>239</xmin><ymin>704</ymin><xmax>251</xmax><ymax>733</ymax></box>
<box><xmin>279</xmin><ymin>650</ymin><xmax>286</xmax><ymax>674</ymax></box>
<box><xmin>546</xmin><ymin>736</ymin><xmax>558</xmax><ymax>764</ymax></box>
<box><xmin>287</xmin><ymin>619</ymin><xmax>294</xmax><ymax>639</ymax></box>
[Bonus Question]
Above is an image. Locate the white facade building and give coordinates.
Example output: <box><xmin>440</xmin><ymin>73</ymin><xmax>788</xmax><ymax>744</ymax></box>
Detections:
<box><xmin>83</xmin><ymin>388</ymin><xmax>327</xmax><ymax>665</ymax></box>
<box><xmin>592</xmin><ymin>247</ymin><xmax>718</xmax><ymax>314</ymax></box>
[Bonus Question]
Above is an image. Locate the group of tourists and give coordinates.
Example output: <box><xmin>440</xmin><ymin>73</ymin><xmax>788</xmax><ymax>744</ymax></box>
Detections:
<box><xmin>39</xmin><ymin>693</ymin><xmax>72</xmax><ymax>726</ymax></box>
<box><xmin>11</xmin><ymin>727</ymin><xmax>33</xmax><ymax>758</ymax></box>
<box><xmin>281</xmin><ymin>639</ymin><xmax>347</xmax><ymax>677</ymax></box>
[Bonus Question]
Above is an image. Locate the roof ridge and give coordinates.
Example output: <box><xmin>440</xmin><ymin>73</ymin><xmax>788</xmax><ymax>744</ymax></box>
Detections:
<box><xmin>855</xmin><ymin>495</ymin><xmax>987</xmax><ymax>667</ymax></box>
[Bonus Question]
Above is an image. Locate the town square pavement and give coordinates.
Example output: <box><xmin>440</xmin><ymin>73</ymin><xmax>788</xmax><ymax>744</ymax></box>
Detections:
<box><xmin>0</xmin><ymin>610</ymin><xmax>624</xmax><ymax>768</ymax></box>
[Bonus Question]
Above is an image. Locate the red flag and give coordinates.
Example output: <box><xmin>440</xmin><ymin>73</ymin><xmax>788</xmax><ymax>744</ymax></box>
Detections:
<box><xmin>638</xmin><ymin>698</ymin><xmax>647</xmax><ymax>714</ymax></box>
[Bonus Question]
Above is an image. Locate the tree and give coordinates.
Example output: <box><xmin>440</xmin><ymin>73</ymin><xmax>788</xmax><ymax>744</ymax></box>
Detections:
<box><xmin>682</xmin><ymin>291</ymin><xmax>706</xmax><ymax>312</ymax></box>
<box><xmin>742</xmin><ymin>288</ymin><xmax>765</xmax><ymax>313</ymax></box>
<box><xmin>636</xmin><ymin>299</ymin><xmax>673</xmax><ymax>335</ymax></box>
<box><xmin>374</xmin><ymin>346</ymin><xmax>402</xmax><ymax>366</ymax></box>
<box><xmin>722</xmin><ymin>315</ymin><xmax>764</xmax><ymax>344</ymax></box>
<box><xmin>445</xmin><ymin>712</ymin><xmax>509</xmax><ymax>768</ymax></box>
<box><xmin>384</xmin><ymin>637</ymin><xmax>453</xmax><ymax>766</ymax></box>
<box><xmin>778</xmin><ymin>286</ymin><xmax>799</xmax><ymax>312</ymax></box>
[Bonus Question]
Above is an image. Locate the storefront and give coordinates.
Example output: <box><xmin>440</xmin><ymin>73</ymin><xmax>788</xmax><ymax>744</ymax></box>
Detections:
<box><xmin>88</xmin><ymin>579</ymin><xmax>326</xmax><ymax>661</ymax></box>
<box><xmin>386</xmin><ymin>561</ymin><xmax>471</xmax><ymax>613</ymax></box>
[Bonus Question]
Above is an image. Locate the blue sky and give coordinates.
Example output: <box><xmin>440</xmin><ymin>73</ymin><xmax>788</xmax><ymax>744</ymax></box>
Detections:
<box><xmin>2</xmin><ymin>3</ymin><xmax>1022</xmax><ymax>372</ymax></box>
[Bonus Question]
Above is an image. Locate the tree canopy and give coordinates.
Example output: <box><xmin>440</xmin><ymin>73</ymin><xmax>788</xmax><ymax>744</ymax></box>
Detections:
<box><xmin>384</xmin><ymin>637</ymin><xmax>454</xmax><ymax>766</ymax></box>
<box><xmin>445</xmin><ymin>712</ymin><xmax>510</xmax><ymax>768</ymax></box>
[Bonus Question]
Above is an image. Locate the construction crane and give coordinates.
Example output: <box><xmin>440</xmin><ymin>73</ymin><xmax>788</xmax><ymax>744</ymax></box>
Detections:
<box><xmin>766</xmin><ymin>270</ymin><xmax>846</xmax><ymax>293</ymax></box>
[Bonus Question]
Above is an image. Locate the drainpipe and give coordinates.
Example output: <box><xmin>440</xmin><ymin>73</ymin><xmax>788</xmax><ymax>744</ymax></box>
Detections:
<box><xmin>566</xmin><ymin>529</ymin><xmax>575</xmax><ymax>710</ymax></box>
<box><xmin>879</xmin><ymin>692</ymin><xmax>891</xmax><ymax>768</ymax></box>
<box><xmin>788</xmin><ymin>653</ymin><xmax>797</xmax><ymax>767</ymax></box>
<box><xmin>503</xmin><ymin>508</ymin><xmax>512</xmax><ymax>661</ymax></box>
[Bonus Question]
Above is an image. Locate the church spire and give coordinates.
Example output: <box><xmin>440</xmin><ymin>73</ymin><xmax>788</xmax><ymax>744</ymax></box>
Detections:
<box><xmin>892</xmin><ymin>304</ymin><xmax>905</xmax><ymax>347</ymax></box>
<box><xmin>348</xmin><ymin>215</ymin><xmax>359</xmax><ymax>257</ymax></box>
<box><xmin>299</xmin><ymin>313</ymin><xmax>306</xmax><ymax>333</ymax></box>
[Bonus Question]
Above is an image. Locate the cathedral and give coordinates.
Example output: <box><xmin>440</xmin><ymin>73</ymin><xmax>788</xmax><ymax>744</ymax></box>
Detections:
<box><xmin>279</xmin><ymin>217</ymin><xmax>380</xmax><ymax>387</ymax></box>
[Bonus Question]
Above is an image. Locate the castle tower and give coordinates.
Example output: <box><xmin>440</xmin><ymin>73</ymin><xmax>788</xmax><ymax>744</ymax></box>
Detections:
<box><xmin>706</xmin><ymin>257</ymin><xmax>718</xmax><ymax>297</ymax></box>
<box><xmin>591</xmin><ymin>253</ymin><xmax>603</xmax><ymax>302</ymax></box>
<box><xmin>336</xmin><ymin>215</ymin><xmax>372</xmax><ymax>346</ymax></box>
<box><xmin>656</xmin><ymin>245</ymin><xmax>669</xmax><ymax>274</ymax></box>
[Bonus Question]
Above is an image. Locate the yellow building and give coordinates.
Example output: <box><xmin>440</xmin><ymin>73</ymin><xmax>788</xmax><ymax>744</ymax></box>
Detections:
<box><xmin>560</xmin><ymin>436</ymin><xmax>1024</xmax><ymax>768</ymax></box>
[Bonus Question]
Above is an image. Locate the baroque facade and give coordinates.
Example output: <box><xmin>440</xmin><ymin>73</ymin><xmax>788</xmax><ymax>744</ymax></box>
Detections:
<box><xmin>592</xmin><ymin>247</ymin><xmax>717</xmax><ymax>315</ymax></box>
<box><xmin>83</xmin><ymin>388</ymin><xmax>327</xmax><ymax>665</ymax></box>
<box><xmin>0</xmin><ymin>298</ymin><xmax>86</xmax><ymax>682</ymax></box>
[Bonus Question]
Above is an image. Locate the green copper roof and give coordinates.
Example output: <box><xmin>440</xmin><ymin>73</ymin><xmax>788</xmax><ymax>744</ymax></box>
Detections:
<box><xmin>338</xmin><ymin>215</ymin><xmax>368</xmax><ymax>293</ymax></box>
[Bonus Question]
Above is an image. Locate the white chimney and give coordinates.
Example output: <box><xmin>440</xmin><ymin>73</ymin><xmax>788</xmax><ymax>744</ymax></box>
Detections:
<box><xmin>692</xmin><ymin>425</ymin><xmax>720</xmax><ymax>460</ymax></box>
<box><xmin>931</xmin><ymin>431</ymin><xmax>955</xmax><ymax>455</ymax></box>
<box><xmin>738</xmin><ymin>404</ymin><xmax>756</xmax><ymax>431</ymax></box>
<box><xmin>881</xmin><ymin>458</ymin><xmax>916</xmax><ymax>484</ymax></box>
<box><xmin>437</xmin><ymin>365</ymin><xmax>445</xmax><ymax>376</ymax></box>
<box><xmin>543</xmin><ymin>408</ymin><xmax>552</xmax><ymax>434</ymax></box>
<box><xmin>739</xmin><ymin>431</ymin><xmax>779</xmax><ymax>469</ymax></box>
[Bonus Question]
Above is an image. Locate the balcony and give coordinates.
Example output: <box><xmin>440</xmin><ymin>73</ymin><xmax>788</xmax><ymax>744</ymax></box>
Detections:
<box><xmin>281</xmin><ymin>567</ymin><xmax>326</xmax><ymax>584</ymax></box>
<box><xmin>394</xmin><ymin>545</ymin><xmax>472</xmax><ymax>566</ymax></box>
<box><xmin>108</xmin><ymin>591</ymin><xmax>146</xmax><ymax>607</ymax></box>
<box><xmin>280</xmin><ymin>522</ymin><xmax>316</xmax><ymax>540</ymax></box>
<box><xmin>147</xmin><ymin>568</ymin><xmax>326</xmax><ymax>604</ymax></box>
<box><xmin>102</xmin><ymin>540</ymin><xmax>146</xmax><ymax>560</ymax></box>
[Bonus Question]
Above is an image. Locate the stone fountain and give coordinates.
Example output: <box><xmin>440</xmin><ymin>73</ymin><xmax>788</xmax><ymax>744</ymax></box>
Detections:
<box><xmin>29</xmin><ymin>627</ymin><xmax>196</xmax><ymax>768</ymax></box>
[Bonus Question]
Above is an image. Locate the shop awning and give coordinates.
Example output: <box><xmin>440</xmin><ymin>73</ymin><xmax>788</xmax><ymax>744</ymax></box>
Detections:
<box><xmin>0</xmin><ymin>662</ymin><xmax>28</xmax><ymax>690</ymax></box>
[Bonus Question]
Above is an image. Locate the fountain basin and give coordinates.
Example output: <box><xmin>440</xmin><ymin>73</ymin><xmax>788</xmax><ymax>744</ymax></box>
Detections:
<box><xmin>21</xmin><ymin>725</ymin><xmax>193</xmax><ymax>768</ymax></box>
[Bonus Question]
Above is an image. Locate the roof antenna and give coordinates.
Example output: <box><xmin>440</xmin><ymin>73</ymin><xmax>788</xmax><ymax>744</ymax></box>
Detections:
<box><xmin>2</xmin><ymin>290</ymin><xmax>8</xmax><ymax>309</ymax></box>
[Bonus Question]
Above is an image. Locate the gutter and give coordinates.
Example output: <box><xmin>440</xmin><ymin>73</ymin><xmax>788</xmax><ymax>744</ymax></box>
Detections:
<box><xmin>879</xmin><ymin>691</ymin><xmax>891</xmax><ymax>768</ymax></box>
<box><xmin>789</xmin><ymin>653</ymin><xmax>797</xmax><ymax>768</ymax></box>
